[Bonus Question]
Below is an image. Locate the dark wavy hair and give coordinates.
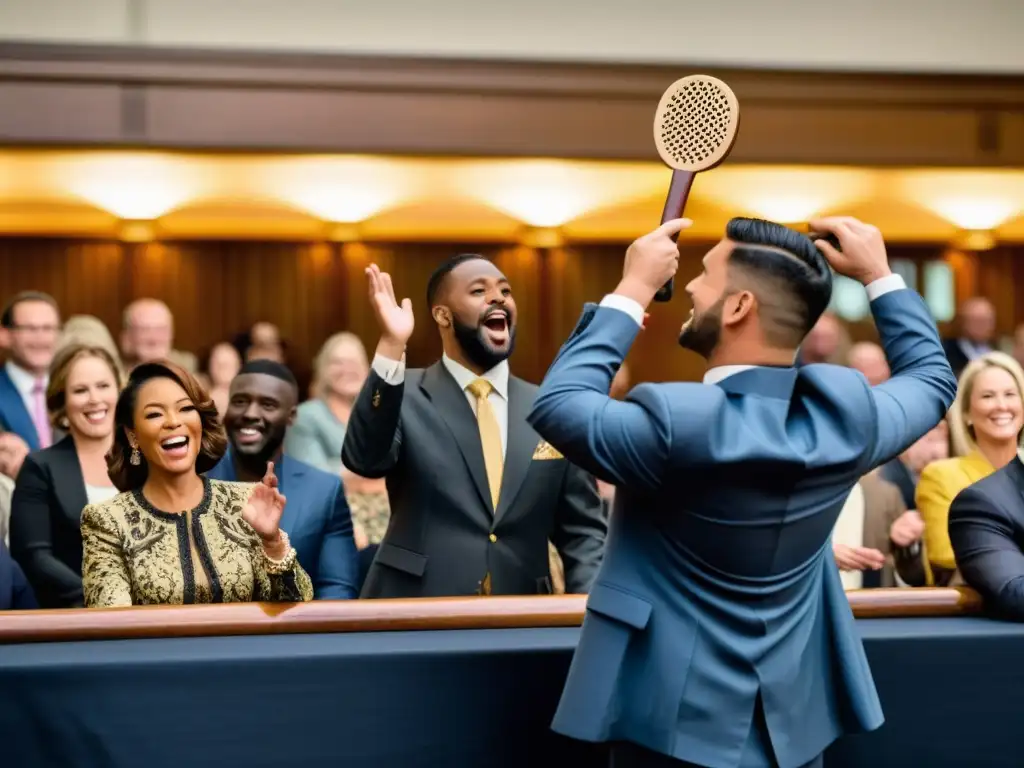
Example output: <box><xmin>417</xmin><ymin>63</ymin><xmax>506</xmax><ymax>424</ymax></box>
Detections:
<box><xmin>107</xmin><ymin>360</ymin><xmax>227</xmax><ymax>492</ymax></box>
<box><xmin>722</xmin><ymin>217</ymin><xmax>834</xmax><ymax>348</ymax></box>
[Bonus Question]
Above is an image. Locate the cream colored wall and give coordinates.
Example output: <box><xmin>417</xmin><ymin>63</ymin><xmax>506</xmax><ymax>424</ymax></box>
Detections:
<box><xmin>1</xmin><ymin>0</ymin><xmax>1021</xmax><ymax>74</ymax></box>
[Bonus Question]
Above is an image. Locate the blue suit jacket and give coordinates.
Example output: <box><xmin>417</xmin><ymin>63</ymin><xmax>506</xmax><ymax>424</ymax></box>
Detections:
<box><xmin>207</xmin><ymin>452</ymin><xmax>359</xmax><ymax>599</ymax></box>
<box><xmin>527</xmin><ymin>287</ymin><xmax>957</xmax><ymax>768</ymax></box>
<box><xmin>0</xmin><ymin>367</ymin><xmax>41</xmax><ymax>450</ymax></box>
<box><xmin>0</xmin><ymin>540</ymin><xmax>37</xmax><ymax>610</ymax></box>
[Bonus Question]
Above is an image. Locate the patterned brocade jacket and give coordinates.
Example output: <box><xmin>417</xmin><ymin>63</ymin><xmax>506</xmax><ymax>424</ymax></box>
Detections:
<box><xmin>81</xmin><ymin>477</ymin><xmax>314</xmax><ymax>607</ymax></box>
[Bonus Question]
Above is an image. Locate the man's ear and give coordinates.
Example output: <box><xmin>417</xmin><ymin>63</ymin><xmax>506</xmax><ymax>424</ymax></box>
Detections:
<box><xmin>287</xmin><ymin>406</ymin><xmax>297</xmax><ymax>427</ymax></box>
<box><xmin>0</xmin><ymin>327</ymin><xmax>9</xmax><ymax>349</ymax></box>
<box><xmin>722</xmin><ymin>290</ymin><xmax>756</xmax><ymax>328</ymax></box>
<box><xmin>433</xmin><ymin>307</ymin><xmax>451</xmax><ymax>328</ymax></box>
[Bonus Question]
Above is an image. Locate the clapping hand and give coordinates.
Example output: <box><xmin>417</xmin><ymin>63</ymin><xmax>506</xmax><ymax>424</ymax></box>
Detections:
<box><xmin>808</xmin><ymin>216</ymin><xmax>891</xmax><ymax>287</ymax></box>
<box><xmin>242</xmin><ymin>462</ymin><xmax>287</xmax><ymax>554</ymax></box>
<box><xmin>889</xmin><ymin>510</ymin><xmax>926</xmax><ymax>548</ymax></box>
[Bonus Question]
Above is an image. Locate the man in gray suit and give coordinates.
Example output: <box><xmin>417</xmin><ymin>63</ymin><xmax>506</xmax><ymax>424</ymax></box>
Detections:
<box><xmin>342</xmin><ymin>256</ymin><xmax>605</xmax><ymax>598</ymax></box>
<box><xmin>528</xmin><ymin>216</ymin><xmax>957</xmax><ymax>767</ymax></box>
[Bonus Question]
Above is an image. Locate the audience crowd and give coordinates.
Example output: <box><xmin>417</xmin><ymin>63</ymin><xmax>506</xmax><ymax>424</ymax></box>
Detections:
<box><xmin>0</xmin><ymin>287</ymin><xmax>1022</xmax><ymax>617</ymax></box>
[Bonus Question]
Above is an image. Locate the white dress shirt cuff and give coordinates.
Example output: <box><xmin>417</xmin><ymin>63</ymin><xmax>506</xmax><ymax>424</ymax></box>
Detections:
<box><xmin>865</xmin><ymin>273</ymin><xmax>906</xmax><ymax>301</ymax></box>
<box><xmin>371</xmin><ymin>353</ymin><xmax>405</xmax><ymax>385</ymax></box>
<box><xmin>599</xmin><ymin>294</ymin><xmax>645</xmax><ymax>326</ymax></box>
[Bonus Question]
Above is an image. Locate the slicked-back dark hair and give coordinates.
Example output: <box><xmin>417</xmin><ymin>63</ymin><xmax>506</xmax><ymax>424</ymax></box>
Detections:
<box><xmin>724</xmin><ymin>217</ymin><xmax>833</xmax><ymax>347</ymax></box>
<box><xmin>426</xmin><ymin>253</ymin><xmax>492</xmax><ymax>309</ymax></box>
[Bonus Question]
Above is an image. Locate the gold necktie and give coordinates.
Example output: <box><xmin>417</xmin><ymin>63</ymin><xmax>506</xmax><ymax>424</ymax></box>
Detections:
<box><xmin>467</xmin><ymin>378</ymin><xmax>503</xmax><ymax>511</ymax></box>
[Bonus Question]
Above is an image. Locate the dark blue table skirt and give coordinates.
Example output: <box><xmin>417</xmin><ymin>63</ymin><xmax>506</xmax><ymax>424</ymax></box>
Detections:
<box><xmin>1</xmin><ymin>617</ymin><xmax>1022</xmax><ymax>767</ymax></box>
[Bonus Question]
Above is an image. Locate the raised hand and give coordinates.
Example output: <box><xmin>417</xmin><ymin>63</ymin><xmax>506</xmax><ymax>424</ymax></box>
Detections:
<box><xmin>808</xmin><ymin>216</ymin><xmax>891</xmax><ymax>286</ymax></box>
<box><xmin>242</xmin><ymin>461</ymin><xmax>287</xmax><ymax>545</ymax></box>
<box><xmin>366</xmin><ymin>264</ymin><xmax>414</xmax><ymax>347</ymax></box>
<box><xmin>616</xmin><ymin>218</ymin><xmax>692</xmax><ymax>307</ymax></box>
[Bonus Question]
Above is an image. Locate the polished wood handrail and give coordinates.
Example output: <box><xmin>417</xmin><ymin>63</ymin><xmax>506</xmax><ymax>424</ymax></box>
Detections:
<box><xmin>0</xmin><ymin>588</ymin><xmax>984</xmax><ymax>644</ymax></box>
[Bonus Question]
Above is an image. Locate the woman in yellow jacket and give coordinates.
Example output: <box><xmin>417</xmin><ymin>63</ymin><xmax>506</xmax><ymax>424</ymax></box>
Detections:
<box><xmin>916</xmin><ymin>352</ymin><xmax>1024</xmax><ymax>584</ymax></box>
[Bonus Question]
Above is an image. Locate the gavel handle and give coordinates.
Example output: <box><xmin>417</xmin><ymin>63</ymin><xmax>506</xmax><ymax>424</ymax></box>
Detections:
<box><xmin>653</xmin><ymin>169</ymin><xmax>696</xmax><ymax>302</ymax></box>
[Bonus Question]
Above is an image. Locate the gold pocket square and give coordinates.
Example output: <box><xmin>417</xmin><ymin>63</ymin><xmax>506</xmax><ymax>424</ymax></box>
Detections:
<box><xmin>532</xmin><ymin>441</ymin><xmax>563</xmax><ymax>460</ymax></box>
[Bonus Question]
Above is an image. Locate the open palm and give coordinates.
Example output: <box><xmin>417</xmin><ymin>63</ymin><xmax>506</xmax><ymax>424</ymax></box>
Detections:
<box><xmin>242</xmin><ymin>461</ymin><xmax>286</xmax><ymax>541</ymax></box>
<box><xmin>367</xmin><ymin>264</ymin><xmax>414</xmax><ymax>343</ymax></box>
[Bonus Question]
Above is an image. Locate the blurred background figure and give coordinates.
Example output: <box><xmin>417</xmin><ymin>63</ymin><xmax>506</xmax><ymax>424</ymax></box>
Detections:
<box><xmin>58</xmin><ymin>314</ymin><xmax>124</xmax><ymax>382</ymax></box>
<box><xmin>797</xmin><ymin>311</ymin><xmax>850</xmax><ymax>366</ymax></box>
<box><xmin>942</xmin><ymin>297</ymin><xmax>996</xmax><ymax>379</ymax></box>
<box><xmin>199</xmin><ymin>342</ymin><xmax>242</xmax><ymax>416</ymax></box>
<box><xmin>848</xmin><ymin>341</ymin><xmax>891</xmax><ymax>386</ymax></box>
<box><xmin>288</xmin><ymin>332</ymin><xmax>369</xmax><ymax>475</ymax></box>
<box><xmin>121</xmin><ymin>299</ymin><xmax>197</xmax><ymax>374</ymax></box>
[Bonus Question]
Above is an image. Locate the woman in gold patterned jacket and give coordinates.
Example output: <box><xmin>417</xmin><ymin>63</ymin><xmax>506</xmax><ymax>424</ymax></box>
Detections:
<box><xmin>81</xmin><ymin>360</ymin><xmax>313</xmax><ymax>607</ymax></box>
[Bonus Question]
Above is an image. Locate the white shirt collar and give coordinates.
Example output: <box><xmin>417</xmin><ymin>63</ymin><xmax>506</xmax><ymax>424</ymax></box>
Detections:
<box><xmin>442</xmin><ymin>354</ymin><xmax>509</xmax><ymax>400</ymax></box>
<box><xmin>4</xmin><ymin>360</ymin><xmax>44</xmax><ymax>396</ymax></box>
<box><xmin>702</xmin><ymin>364</ymin><xmax>756</xmax><ymax>385</ymax></box>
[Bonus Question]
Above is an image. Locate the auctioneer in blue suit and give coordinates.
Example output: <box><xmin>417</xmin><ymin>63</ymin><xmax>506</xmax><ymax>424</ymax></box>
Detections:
<box><xmin>527</xmin><ymin>217</ymin><xmax>958</xmax><ymax>768</ymax></box>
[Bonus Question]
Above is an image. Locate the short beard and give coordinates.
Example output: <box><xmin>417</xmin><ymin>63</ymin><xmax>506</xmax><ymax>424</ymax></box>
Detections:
<box><xmin>678</xmin><ymin>298</ymin><xmax>724</xmax><ymax>359</ymax></box>
<box><xmin>453</xmin><ymin>316</ymin><xmax>515</xmax><ymax>371</ymax></box>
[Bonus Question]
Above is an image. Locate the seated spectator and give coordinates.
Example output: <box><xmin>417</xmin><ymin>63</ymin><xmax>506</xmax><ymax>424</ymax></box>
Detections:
<box><xmin>0</xmin><ymin>291</ymin><xmax>62</xmax><ymax>450</ymax></box>
<box><xmin>58</xmin><ymin>314</ymin><xmax>124</xmax><ymax>382</ymax></box>
<box><xmin>198</xmin><ymin>342</ymin><xmax>241</xmax><ymax>416</ymax></box>
<box><xmin>0</xmin><ymin>539</ymin><xmax>36</xmax><ymax>610</ymax></box>
<box><xmin>848</xmin><ymin>341</ymin><xmax>890</xmax><ymax>386</ymax></box>
<box><xmin>832</xmin><ymin>470</ymin><xmax>927</xmax><ymax>589</ymax></box>
<box><xmin>208</xmin><ymin>360</ymin><xmax>359</xmax><ymax>599</ymax></box>
<box><xmin>9</xmin><ymin>343</ymin><xmax>121</xmax><ymax>607</ymax></box>
<box><xmin>287</xmin><ymin>332</ymin><xmax>368</xmax><ymax>474</ymax></box>
<box><xmin>81</xmin><ymin>361</ymin><xmax>313</xmax><ymax>607</ymax></box>
<box><xmin>121</xmin><ymin>298</ymin><xmax>197</xmax><ymax>374</ymax></box>
<box><xmin>949</xmin><ymin>452</ymin><xmax>1024</xmax><ymax>620</ymax></box>
<box><xmin>917</xmin><ymin>352</ymin><xmax>1024</xmax><ymax>584</ymax></box>
<box><xmin>880</xmin><ymin>420</ymin><xmax>949</xmax><ymax>510</ymax></box>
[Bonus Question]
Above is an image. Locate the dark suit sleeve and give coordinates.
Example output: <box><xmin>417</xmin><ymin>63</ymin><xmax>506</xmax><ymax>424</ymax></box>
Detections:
<box><xmin>864</xmin><ymin>288</ymin><xmax>958</xmax><ymax>468</ymax></box>
<box><xmin>314</xmin><ymin>478</ymin><xmax>360</xmax><ymax>599</ymax></box>
<box><xmin>10</xmin><ymin>555</ymin><xmax>38</xmax><ymax>609</ymax></box>
<box><xmin>552</xmin><ymin>463</ymin><xmax>606</xmax><ymax>594</ymax></box>
<box><xmin>949</xmin><ymin>485</ymin><xmax>1024</xmax><ymax>620</ymax></box>
<box><xmin>341</xmin><ymin>369</ymin><xmax>404</xmax><ymax>478</ymax></box>
<box><xmin>9</xmin><ymin>455</ymin><xmax>83</xmax><ymax>606</ymax></box>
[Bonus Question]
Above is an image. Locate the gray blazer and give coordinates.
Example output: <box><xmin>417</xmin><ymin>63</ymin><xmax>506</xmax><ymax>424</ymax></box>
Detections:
<box><xmin>285</xmin><ymin>399</ymin><xmax>346</xmax><ymax>475</ymax></box>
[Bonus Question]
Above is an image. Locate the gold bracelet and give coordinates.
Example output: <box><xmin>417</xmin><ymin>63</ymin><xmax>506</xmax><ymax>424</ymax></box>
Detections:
<box><xmin>262</xmin><ymin>530</ymin><xmax>296</xmax><ymax>574</ymax></box>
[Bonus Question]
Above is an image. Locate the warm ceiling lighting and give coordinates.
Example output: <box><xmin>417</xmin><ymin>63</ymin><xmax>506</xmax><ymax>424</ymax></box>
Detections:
<box><xmin>694</xmin><ymin>167</ymin><xmax>877</xmax><ymax>223</ymax></box>
<box><xmin>265</xmin><ymin>156</ymin><xmax>413</xmax><ymax>223</ymax></box>
<box><xmin>61</xmin><ymin>152</ymin><xmax>204</xmax><ymax>219</ymax></box>
<box><xmin>119</xmin><ymin>220</ymin><xmax>156</xmax><ymax>243</ymax></box>
<box><xmin>900</xmin><ymin>171</ymin><xmax>1024</xmax><ymax>230</ymax></box>
<box><xmin>458</xmin><ymin>159</ymin><xmax>665</xmax><ymax>228</ymax></box>
<box><xmin>519</xmin><ymin>227</ymin><xmax>564</xmax><ymax>249</ymax></box>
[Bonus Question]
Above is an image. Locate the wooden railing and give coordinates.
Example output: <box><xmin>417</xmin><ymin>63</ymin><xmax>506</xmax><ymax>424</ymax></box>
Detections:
<box><xmin>0</xmin><ymin>588</ymin><xmax>983</xmax><ymax>644</ymax></box>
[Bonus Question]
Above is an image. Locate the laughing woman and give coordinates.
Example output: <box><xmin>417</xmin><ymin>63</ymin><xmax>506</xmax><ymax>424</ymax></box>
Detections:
<box><xmin>81</xmin><ymin>360</ymin><xmax>313</xmax><ymax>607</ymax></box>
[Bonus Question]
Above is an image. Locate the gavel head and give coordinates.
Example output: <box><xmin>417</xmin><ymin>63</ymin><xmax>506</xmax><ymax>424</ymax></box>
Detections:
<box><xmin>654</xmin><ymin>75</ymin><xmax>741</xmax><ymax>173</ymax></box>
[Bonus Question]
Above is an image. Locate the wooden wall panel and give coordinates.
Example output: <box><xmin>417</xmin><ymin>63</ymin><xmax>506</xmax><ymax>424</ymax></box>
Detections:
<box><xmin>2</xmin><ymin>237</ymin><xmax>1022</xmax><ymax>389</ymax></box>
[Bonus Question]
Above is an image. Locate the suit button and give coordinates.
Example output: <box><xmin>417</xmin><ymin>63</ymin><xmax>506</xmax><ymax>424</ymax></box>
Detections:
<box><xmin>489</xmin><ymin>533</ymin><xmax>497</xmax><ymax>543</ymax></box>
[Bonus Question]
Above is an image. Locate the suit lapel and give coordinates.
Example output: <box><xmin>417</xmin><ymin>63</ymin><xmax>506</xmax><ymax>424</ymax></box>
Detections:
<box><xmin>420</xmin><ymin>362</ymin><xmax>492</xmax><ymax>513</ymax></box>
<box><xmin>495</xmin><ymin>377</ymin><xmax>537</xmax><ymax>522</ymax></box>
<box><xmin>51</xmin><ymin>437</ymin><xmax>88</xmax><ymax>525</ymax></box>
<box><xmin>0</xmin><ymin>369</ymin><xmax>39</xmax><ymax>450</ymax></box>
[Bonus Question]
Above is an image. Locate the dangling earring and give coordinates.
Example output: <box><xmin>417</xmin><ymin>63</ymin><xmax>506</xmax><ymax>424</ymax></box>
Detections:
<box><xmin>130</xmin><ymin>446</ymin><xmax>141</xmax><ymax>466</ymax></box>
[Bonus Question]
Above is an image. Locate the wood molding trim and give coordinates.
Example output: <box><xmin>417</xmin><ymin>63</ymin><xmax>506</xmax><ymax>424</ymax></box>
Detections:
<box><xmin>0</xmin><ymin>43</ymin><xmax>1021</xmax><ymax>164</ymax></box>
<box><xmin>0</xmin><ymin>588</ymin><xmax>983</xmax><ymax>644</ymax></box>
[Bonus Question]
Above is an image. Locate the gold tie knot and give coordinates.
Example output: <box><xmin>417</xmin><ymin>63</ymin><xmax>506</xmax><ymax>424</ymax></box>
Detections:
<box><xmin>467</xmin><ymin>378</ymin><xmax>493</xmax><ymax>400</ymax></box>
